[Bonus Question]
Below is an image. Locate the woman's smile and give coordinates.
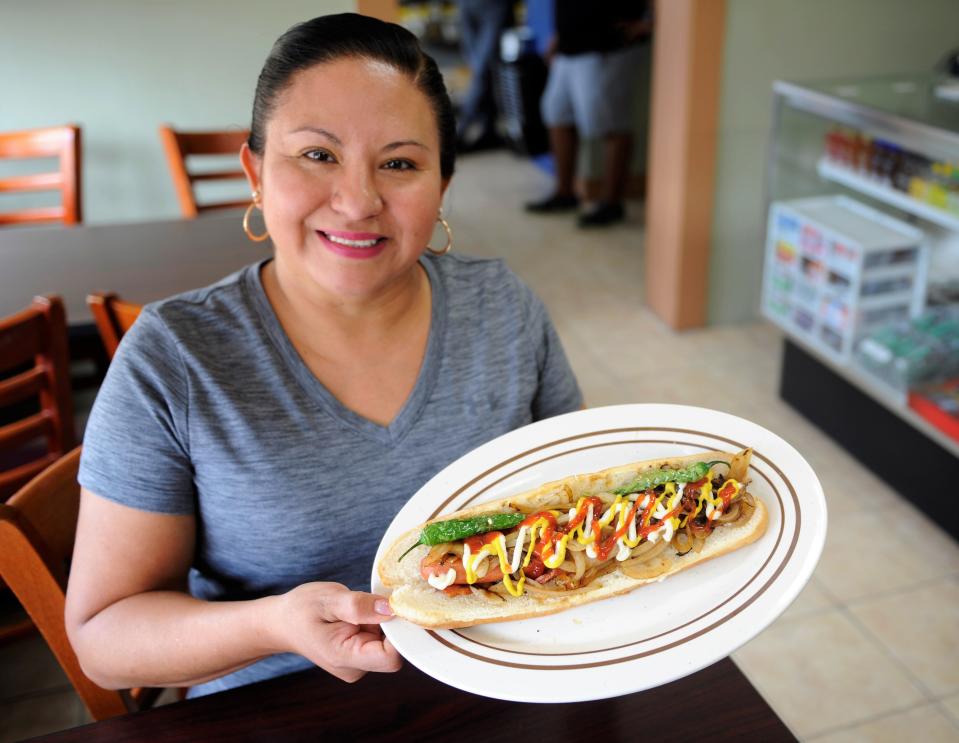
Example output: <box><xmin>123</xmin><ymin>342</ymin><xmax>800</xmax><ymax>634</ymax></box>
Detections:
<box><xmin>316</xmin><ymin>229</ymin><xmax>389</xmax><ymax>260</ymax></box>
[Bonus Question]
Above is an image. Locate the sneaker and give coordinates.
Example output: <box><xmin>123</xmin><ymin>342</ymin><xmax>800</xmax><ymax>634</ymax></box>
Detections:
<box><xmin>524</xmin><ymin>193</ymin><xmax>580</xmax><ymax>213</ymax></box>
<box><xmin>577</xmin><ymin>201</ymin><xmax>625</xmax><ymax>228</ymax></box>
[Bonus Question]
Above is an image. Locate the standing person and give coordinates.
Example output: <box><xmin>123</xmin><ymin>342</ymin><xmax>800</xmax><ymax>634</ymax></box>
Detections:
<box><xmin>525</xmin><ymin>1</ymin><xmax>652</xmax><ymax>227</ymax></box>
<box><xmin>454</xmin><ymin>0</ymin><xmax>514</xmax><ymax>152</ymax></box>
<box><xmin>65</xmin><ymin>14</ymin><xmax>581</xmax><ymax>697</ymax></box>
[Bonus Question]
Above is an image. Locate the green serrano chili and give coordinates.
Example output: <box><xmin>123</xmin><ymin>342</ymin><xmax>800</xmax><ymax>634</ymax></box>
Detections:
<box><xmin>612</xmin><ymin>460</ymin><xmax>727</xmax><ymax>496</ymax></box>
<box><xmin>397</xmin><ymin>512</ymin><xmax>525</xmax><ymax>562</ymax></box>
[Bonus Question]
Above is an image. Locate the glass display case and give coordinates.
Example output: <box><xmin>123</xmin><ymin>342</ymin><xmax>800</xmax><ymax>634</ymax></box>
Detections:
<box><xmin>762</xmin><ymin>74</ymin><xmax>959</xmax><ymax>535</ymax></box>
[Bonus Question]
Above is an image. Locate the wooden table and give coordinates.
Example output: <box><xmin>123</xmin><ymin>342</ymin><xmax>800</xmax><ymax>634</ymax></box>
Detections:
<box><xmin>34</xmin><ymin>658</ymin><xmax>795</xmax><ymax>742</ymax></box>
<box><xmin>0</xmin><ymin>212</ymin><xmax>271</xmax><ymax>326</ymax></box>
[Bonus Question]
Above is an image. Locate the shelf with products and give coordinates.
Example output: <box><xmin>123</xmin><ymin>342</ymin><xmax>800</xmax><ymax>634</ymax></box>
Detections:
<box><xmin>816</xmin><ymin>159</ymin><xmax>959</xmax><ymax>231</ymax></box>
<box><xmin>783</xmin><ymin>329</ymin><xmax>959</xmax><ymax>458</ymax></box>
<box><xmin>764</xmin><ymin>74</ymin><xmax>959</xmax><ymax>514</ymax></box>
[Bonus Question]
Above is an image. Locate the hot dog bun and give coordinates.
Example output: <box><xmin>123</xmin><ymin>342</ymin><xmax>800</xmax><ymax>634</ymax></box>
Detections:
<box><xmin>378</xmin><ymin>449</ymin><xmax>767</xmax><ymax>629</ymax></box>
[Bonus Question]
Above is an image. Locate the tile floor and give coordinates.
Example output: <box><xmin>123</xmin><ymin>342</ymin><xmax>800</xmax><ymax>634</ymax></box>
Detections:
<box><xmin>2</xmin><ymin>150</ymin><xmax>958</xmax><ymax>742</ymax></box>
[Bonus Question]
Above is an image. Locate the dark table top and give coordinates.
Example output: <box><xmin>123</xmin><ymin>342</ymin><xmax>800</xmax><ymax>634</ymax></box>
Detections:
<box><xmin>33</xmin><ymin>657</ymin><xmax>795</xmax><ymax>743</ymax></box>
<box><xmin>0</xmin><ymin>212</ymin><xmax>270</xmax><ymax>325</ymax></box>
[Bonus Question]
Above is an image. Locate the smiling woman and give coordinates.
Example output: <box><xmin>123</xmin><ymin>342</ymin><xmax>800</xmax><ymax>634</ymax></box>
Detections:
<box><xmin>65</xmin><ymin>13</ymin><xmax>582</xmax><ymax>700</ymax></box>
<box><xmin>248</xmin><ymin>58</ymin><xmax>444</xmax><ymax>318</ymax></box>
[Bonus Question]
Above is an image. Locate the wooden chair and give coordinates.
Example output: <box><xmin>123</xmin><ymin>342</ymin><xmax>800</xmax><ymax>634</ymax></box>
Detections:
<box><xmin>0</xmin><ymin>125</ymin><xmax>82</xmax><ymax>226</ymax></box>
<box><xmin>0</xmin><ymin>447</ymin><xmax>164</xmax><ymax>719</ymax></box>
<box><xmin>0</xmin><ymin>296</ymin><xmax>76</xmax><ymax>502</ymax></box>
<box><xmin>87</xmin><ymin>292</ymin><xmax>142</xmax><ymax>361</ymax></box>
<box><xmin>159</xmin><ymin>125</ymin><xmax>249</xmax><ymax>218</ymax></box>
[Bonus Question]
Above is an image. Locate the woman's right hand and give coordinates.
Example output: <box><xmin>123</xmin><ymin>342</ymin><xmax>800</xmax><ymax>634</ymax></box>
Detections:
<box><xmin>272</xmin><ymin>582</ymin><xmax>403</xmax><ymax>683</ymax></box>
<box><xmin>68</xmin><ymin>491</ymin><xmax>402</xmax><ymax>689</ymax></box>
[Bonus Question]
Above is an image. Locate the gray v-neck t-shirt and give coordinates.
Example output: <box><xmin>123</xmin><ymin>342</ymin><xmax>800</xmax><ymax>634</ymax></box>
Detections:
<box><xmin>79</xmin><ymin>253</ymin><xmax>581</xmax><ymax>696</ymax></box>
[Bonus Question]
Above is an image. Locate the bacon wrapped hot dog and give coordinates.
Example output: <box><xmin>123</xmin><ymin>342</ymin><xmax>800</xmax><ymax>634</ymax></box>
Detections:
<box><xmin>378</xmin><ymin>448</ymin><xmax>767</xmax><ymax>628</ymax></box>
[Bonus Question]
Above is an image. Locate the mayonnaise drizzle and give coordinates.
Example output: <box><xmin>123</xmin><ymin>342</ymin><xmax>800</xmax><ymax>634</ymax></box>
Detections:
<box><xmin>508</xmin><ymin>526</ymin><xmax>528</xmax><ymax>573</ymax></box>
<box><xmin>427</xmin><ymin>568</ymin><xmax>457</xmax><ymax>590</ymax></box>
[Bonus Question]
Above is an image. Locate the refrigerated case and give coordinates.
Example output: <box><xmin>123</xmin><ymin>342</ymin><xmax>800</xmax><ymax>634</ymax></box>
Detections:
<box><xmin>763</xmin><ymin>74</ymin><xmax>959</xmax><ymax>536</ymax></box>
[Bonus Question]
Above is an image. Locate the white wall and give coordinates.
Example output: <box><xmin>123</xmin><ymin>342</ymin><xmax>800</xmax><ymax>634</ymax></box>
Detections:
<box><xmin>1</xmin><ymin>0</ymin><xmax>353</xmax><ymax>224</ymax></box>
<box><xmin>708</xmin><ymin>0</ymin><xmax>959</xmax><ymax>324</ymax></box>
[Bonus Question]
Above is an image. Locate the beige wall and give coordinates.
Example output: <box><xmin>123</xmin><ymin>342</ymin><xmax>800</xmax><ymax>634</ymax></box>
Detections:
<box><xmin>0</xmin><ymin>1</ymin><xmax>353</xmax><ymax>224</ymax></box>
<box><xmin>709</xmin><ymin>0</ymin><xmax>959</xmax><ymax>324</ymax></box>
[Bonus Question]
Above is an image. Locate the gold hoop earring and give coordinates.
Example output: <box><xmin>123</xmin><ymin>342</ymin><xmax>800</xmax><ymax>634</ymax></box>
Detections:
<box><xmin>426</xmin><ymin>211</ymin><xmax>452</xmax><ymax>256</ymax></box>
<box><xmin>243</xmin><ymin>192</ymin><xmax>269</xmax><ymax>243</ymax></box>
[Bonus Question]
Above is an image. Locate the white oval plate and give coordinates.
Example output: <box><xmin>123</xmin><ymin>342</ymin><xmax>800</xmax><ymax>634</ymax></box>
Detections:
<box><xmin>371</xmin><ymin>404</ymin><xmax>826</xmax><ymax>703</ymax></box>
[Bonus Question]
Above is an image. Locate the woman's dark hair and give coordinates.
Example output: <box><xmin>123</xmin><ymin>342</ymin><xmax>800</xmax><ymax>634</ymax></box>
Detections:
<box><xmin>249</xmin><ymin>13</ymin><xmax>456</xmax><ymax>180</ymax></box>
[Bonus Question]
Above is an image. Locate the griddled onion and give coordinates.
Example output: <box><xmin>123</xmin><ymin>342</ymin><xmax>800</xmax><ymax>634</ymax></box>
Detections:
<box><xmin>425</xmin><ymin>542</ymin><xmax>458</xmax><ymax>564</ymax></box>
<box><xmin>620</xmin><ymin>556</ymin><xmax>669</xmax><ymax>580</ymax></box>
<box><xmin>523</xmin><ymin>580</ymin><xmax>602</xmax><ymax>597</ymax></box>
<box><xmin>688</xmin><ymin>519</ymin><xmax>710</xmax><ymax>553</ymax></box>
<box><xmin>716</xmin><ymin>502</ymin><xmax>741</xmax><ymax>523</ymax></box>
<box><xmin>473</xmin><ymin>556</ymin><xmax>492</xmax><ymax>579</ymax></box>
<box><xmin>571</xmin><ymin>549</ymin><xmax>586</xmax><ymax>582</ymax></box>
<box><xmin>728</xmin><ymin>449</ymin><xmax>751</xmax><ymax>482</ymax></box>
<box><xmin>622</xmin><ymin>539</ymin><xmax>667</xmax><ymax>567</ymax></box>
<box><xmin>580</xmin><ymin>559</ymin><xmax>620</xmax><ymax>587</ymax></box>
<box><xmin>628</xmin><ymin>538</ymin><xmax>664</xmax><ymax>561</ymax></box>
<box><xmin>731</xmin><ymin>492</ymin><xmax>756</xmax><ymax>527</ymax></box>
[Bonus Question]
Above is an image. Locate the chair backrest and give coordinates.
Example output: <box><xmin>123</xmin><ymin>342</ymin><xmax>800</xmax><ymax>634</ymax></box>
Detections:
<box><xmin>159</xmin><ymin>125</ymin><xmax>250</xmax><ymax>218</ymax></box>
<box><xmin>0</xmin><ymin>296</ymin><xmax>76</xmax><ymax>501</ymax></box>
<box><xmin>0</xmin><ymin>447</ymin><xmax>162</xmax><ymax>720</ymax></box>
<box><xmin>87</xmin><ymin>292</ymin><xmax>142</xmax><ymax>361</ymax></box>
<box><xmin>0</xmin><ymin>125</ymin><xmax>82</xmax><ymax>226</ymax></box>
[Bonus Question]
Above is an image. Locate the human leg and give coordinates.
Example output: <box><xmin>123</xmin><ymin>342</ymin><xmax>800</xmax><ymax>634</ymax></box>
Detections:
<box><xmin>526</xmin><ymin>55</ymin><xmax>580</xmax><ymax>213</ymax></box>
<box><xmin>576</xmin><ymin>131</ymin><xmax>632</xmax><ymax>226</ymax></box>
<box><xmin>601</xmin><ymin>132</ymin><xmax>632</xmax><ymax>205</ymax></box>
<box><xmin>456</xmin><ymin>0</ymin><xmax>512</xmax><ymax>147</ymax></box>
<box><xmin>574</xmin><ymin>47</ymin><xmax>643</xmax><ymax>227</ymax></box>
<box><xmin>551</xmin><ymin>125</ymin><xmax>579</xmax><ymax>197</ymax></box>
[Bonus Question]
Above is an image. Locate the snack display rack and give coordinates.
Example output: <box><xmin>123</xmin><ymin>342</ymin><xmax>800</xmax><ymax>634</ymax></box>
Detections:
<box><xmin>764</xmin><ymin>74</ymin><xmax>959</xmax><ymax>536</ymax></box>
<box><xmin>762</xmin><ymin>195</ymin><xmax>926</xmax><ymax>369</ymax></box>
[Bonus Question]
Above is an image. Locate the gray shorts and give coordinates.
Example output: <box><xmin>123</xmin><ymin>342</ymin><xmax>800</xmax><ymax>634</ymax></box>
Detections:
<box><xmin>540</xmin><ymin>45</ymin><xmax>643</xmax><ymax>138</ymax></box>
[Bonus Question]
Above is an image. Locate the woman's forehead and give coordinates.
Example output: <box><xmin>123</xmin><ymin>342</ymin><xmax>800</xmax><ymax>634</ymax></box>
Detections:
<box><xmin>272</xmin><ymin>57</ymin><xmax>432</xmax><ymax>125</ymax></box>
<box><xmin>260</xmin><ymin>58</ymin><xmax>441</xmax><ymax>155</ymax></box>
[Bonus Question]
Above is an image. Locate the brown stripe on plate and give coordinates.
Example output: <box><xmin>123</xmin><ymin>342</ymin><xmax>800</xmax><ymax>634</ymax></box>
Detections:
<box><xmin>421</xmin><ymin>428</ymin><xmax>802</xmax><ymax>670</ymax></box>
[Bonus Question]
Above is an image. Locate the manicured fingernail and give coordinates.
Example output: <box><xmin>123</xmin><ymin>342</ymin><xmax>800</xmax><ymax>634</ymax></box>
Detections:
<box><xmin>375</xmin><ymin>600</ymin><xmax>393</xmax><ymax>616</ymax></box>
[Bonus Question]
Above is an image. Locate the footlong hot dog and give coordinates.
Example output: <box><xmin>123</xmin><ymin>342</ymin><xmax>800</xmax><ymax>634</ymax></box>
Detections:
<box><xmin>378</xmin><ymin>449</ymin><xmax>767</xmax><ymax>629</ymax></box>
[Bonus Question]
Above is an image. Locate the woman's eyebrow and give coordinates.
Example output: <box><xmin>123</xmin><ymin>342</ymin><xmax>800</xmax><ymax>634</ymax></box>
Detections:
<box><xmin>383</xmin><ymin>140</ymin><xmax>429</xmax><ymax>152</ymax></box>
<box><xmin>287</xmin><ymin>128</ymin><xmax>427</xmax><ymax>153</ymax></box>
<box><xmin>289</xmin><ymin>126</ymin><xmax>342</xmax><ymax>144</ymax></box>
